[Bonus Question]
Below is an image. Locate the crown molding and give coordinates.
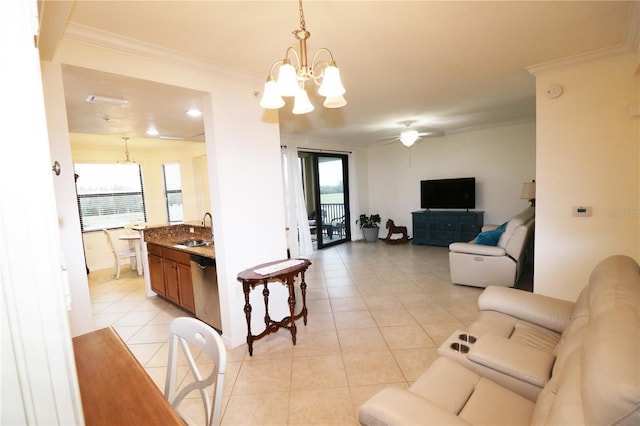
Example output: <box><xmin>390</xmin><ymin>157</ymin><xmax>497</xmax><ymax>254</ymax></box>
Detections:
<box><xmin>63</xmin><ymin>23</ymin><xmax>263</xmax><ymax>87</ymax></box>
<box><xmin>528</xmin><ymin>3</ymin><xmax>639</xmax><ymax>76</ymax></box>
<box><xmin>445</xmin><ymin>116</ymin><xmax>536</xmax><ymax>136</ymax></box>
<box><xmin>526</xmin><ymin>44</ymin><xmax>633</xmax><ymax>76</ymax></box>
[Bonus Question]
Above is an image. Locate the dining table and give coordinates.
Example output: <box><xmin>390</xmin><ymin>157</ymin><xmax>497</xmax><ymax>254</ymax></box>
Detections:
<box><xmin>72</xmin><ymin>327</ymin><xmax>183</xmax><ymax>425</ymax></box>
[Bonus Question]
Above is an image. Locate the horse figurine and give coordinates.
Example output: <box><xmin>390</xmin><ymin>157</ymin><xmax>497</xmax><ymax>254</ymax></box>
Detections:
<box><xmin>382</xmin><ymin>219</ymin><xmax>412</xmax><ymax>244</ymax></box>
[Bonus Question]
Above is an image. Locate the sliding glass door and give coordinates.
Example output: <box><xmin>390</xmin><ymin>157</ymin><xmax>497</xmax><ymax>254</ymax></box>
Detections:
<box><xmin>300</xmin><ymin>152</ymin><xmax>350</xmax><ymax>249</ymax></box>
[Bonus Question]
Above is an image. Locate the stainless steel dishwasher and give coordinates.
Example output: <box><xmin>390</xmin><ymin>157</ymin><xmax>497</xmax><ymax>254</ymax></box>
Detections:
<box><xmin>190</xmin><ymin>254</ymin><xmax>222</xmax><ymax>332</ymax></box>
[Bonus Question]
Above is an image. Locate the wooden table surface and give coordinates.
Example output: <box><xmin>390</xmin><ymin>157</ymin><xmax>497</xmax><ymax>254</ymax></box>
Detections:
<box><xmin>72</xmin><ymin>327</ymin><xmax>183</xmax><ymax>425</ymax></box>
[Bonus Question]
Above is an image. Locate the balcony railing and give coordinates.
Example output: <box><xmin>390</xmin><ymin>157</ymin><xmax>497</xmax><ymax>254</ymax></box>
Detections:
<box><xmin>320</xmin><ymin>203</ymin><xmax>345</xmax><ymax>224</ymax></box>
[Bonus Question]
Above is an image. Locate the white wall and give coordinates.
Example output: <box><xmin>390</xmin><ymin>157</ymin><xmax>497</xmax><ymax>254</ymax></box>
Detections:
<box><xmin>366</xmin><ymin>122</ymin><xmax>536</xmax><ymax>232</ymax></box>
<box><xmin>533</xmin><ymin>52</ymin><xmax>640</xmax><ymax>301</ymax></box>
<box><xmin>70</xmin><ymin>134</ymin><xmax>208</xmax><ymax>271</ymax></box>
<box><xmin>44</xmin><ymin>28</ymin><xmax>286</xmax><ymax>347</ymax></box>
<box><xmin>204</xmin><ymin>85</ymin><xmax>288</xmax><ymax>345</ymax></box>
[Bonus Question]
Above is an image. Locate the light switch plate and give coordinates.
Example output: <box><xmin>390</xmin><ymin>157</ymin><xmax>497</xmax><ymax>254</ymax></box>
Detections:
<box><xmin>573</xmin><ymin>206</ymin><xmax>592</xmax><ymax>217</ymax></box>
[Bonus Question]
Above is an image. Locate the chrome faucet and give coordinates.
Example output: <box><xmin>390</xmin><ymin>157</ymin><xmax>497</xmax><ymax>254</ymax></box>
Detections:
<box><xmin>201</xmin><ymin>212</ymin><xmax>213</xmax><ymax>240</ymax></box>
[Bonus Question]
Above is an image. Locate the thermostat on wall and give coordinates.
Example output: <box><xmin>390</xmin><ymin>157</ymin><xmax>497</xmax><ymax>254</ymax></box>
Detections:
<box><xmin>573</xmin><ymin>206</ymin><xmax>592</xmax><ymax>217</ymax></box>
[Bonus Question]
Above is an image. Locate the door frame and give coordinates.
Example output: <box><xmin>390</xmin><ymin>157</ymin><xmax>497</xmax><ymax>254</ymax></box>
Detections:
<box><xmin>301</xmin><ymin>151</ymin><xmax>351</xmax><ymax>249</ymax></box>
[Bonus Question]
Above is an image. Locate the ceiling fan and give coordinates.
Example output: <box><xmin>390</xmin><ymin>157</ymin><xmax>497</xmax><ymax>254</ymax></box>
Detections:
<box><xmin>381</xmin><ymin>120</ymin><xmax>444</xmax><ymax>148</ymax></box>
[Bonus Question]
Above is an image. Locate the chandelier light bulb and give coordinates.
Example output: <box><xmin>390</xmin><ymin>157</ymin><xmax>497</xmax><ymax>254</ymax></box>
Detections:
<box><xmin>323</xmin><ymin>95</ymin><xmax>347</xmax><ymax>109</ymax></box>
<box><xmin>260</xmin><ymin>78</ymin><xmax>285</xmax><ymax>109</ymax></box>
<box><xmin>292</xmin><ymin>87</ymin><xmax>315</xmax><ymax>115</ymax></box>
<box><xmin>318</xmin><ymin>64</ymin><xmax>345</xmax><ymax>97</ymax></box>
<box><xmin>276</xmin><ymin>61</ymin><xmax>299</xmax><ymax>97</ymax></box>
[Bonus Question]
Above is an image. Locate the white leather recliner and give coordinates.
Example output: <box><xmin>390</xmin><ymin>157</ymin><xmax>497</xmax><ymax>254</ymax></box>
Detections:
<box><xmin>448</xmin><ymin>207</ymin><xmax>534</xmax><ymax>288</ymax></box>
<box><xmin>358</xmin><ymin>255</ymin><xmax>640</xmax><ymax>426</ymax></box>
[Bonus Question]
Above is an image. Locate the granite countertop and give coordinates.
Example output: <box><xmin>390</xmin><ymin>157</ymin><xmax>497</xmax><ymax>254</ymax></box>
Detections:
<box><xmin>141</xmin><ymin>223</ymin><xmax>215</xmax><ymax>259</ymax></box>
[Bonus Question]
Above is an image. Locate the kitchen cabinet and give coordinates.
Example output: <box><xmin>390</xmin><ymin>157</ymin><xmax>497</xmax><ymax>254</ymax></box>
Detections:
<box><xmin>147</xmin><ymin>243</ymin><xmax>195</xmax><ymax>314</ymax></box>
<box><xmin>147</xmin><ymin>243</ymin><xmax>165</xmax><ymax>297</ymax></box>
<box><xmin>177</xmin><ymin>262</ymin><xmax>195</xmax><ymax>313</ymax></box>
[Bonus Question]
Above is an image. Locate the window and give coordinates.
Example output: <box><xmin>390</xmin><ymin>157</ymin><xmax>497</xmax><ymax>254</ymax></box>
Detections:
<box><xmin>163</xmin><ymin>163</ymin><xmax>184</xmax><ymax>223</ymax></box>
<box><xmin>75</xmin><ymin>163</ymin><xmax>146</xmax><ymax>232</ymax></box>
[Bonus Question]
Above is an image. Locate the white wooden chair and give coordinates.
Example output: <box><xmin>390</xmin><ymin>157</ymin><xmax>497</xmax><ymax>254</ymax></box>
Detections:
<box><xmin>103</xmin><ymin>228</ymin><xmax>138</xmax><ymax>279</ymax></box>
<box><xmin>165</xmin><ymin>317</ymin><xmax>227</xmax><ymax>426</ymax></box>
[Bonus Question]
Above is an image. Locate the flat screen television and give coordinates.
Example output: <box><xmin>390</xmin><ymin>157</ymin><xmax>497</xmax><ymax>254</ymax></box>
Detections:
<box><xmin>420</xmin><ymin>177</ymin><xmax>475</xmax><ymax>210</ymax></box>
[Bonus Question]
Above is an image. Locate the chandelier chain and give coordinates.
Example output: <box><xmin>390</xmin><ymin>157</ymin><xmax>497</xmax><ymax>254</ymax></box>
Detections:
<box><xmin>298</xmin><ymin>0</ymin><xmax>306</xmax><ymax>30</ymax></box>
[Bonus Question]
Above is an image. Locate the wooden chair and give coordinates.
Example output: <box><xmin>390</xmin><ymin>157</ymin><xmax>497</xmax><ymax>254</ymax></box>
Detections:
<box><xmin>103</xmin><ymin>228</ymin><xmax>137</xmax><ymax>279</ymax></box>
<box><xmin>165</xmin><ymin>317</ymin><xmax>227</xmax><ymax>426</ymax></box>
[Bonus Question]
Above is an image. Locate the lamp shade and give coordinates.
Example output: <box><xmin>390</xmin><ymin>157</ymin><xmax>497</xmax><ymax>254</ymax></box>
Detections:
<box><xmin>276</xmin><ymin>62</ymin><xmax>298</xmax><ymax>97</ymax></box>
<box><xmin>520</xmin><ymin>182</ymin><xmax>536</xmax><ymax>200</ymax></box>
<box><xmin>318</xmin><ymin>64</ymin><xmax>346</xmax><ymax>97</ymax></box>
<box><xmin>260</xmin><ymin>78</ymin><xmax>285</xmax><ymax>109</ymax></box>
<box><xmin>323</xmin><ymin>95</ymin><xmax>347</xmax><ymax>108</ymax></box>
<box><xmin>292</xmin><ymin>87</ymin><xmax>315</xmax><ymax>114</ymax></box>
<box><xmin>400</xmin><ymin>130</ymin><xmax>419</xmax><ymax>147</ymax></box>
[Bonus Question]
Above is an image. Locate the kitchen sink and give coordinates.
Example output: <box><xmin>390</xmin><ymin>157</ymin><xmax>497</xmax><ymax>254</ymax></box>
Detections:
<box><xmin>175</xmin><ymin>238</ymin><xmax>212</xmax><ymax>247</ymax></box>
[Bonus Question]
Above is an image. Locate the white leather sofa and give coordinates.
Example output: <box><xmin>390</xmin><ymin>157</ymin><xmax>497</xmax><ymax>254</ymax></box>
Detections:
<box><xmin>449</xmin><ymin>207</ymin><xmax>535</xmax><ymax>288</ymax></box>
<box><xmin>358</xmin><ymin>255</ymin><xmax>640</xmax><ymax>425</ymax></box>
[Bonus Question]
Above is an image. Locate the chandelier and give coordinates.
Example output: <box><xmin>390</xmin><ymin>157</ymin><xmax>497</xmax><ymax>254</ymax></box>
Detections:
<box><xmin>259</xmin><ymin>0</ymin><xmax>346</xmax><ymax>114</ymax></box>
<box><xmin>118</xmin><ymin>137</ymin><xmax>137</xmax><ymax>164</ymax></box>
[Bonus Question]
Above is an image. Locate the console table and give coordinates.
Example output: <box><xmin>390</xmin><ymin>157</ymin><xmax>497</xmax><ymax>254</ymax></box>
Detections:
<box><xmin>412</xmin><ymin>210</ymin><xmax>483</xmax><ymax>246</ymax></box>
<box><xmin>237</xmin><ymin>258</ymin><xmax>311</xmax><ymax>356</ymax></box>
<box><xmin>72</xmin><ymin>327</ymin><xmax>182</xmax><ymax>425</ymax></box>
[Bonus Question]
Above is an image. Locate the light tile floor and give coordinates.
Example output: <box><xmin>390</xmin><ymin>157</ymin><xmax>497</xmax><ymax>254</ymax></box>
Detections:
<box><xmin>89</xmin><ymin>242</ymin><xmax>497</xmax><ymax>425</ymax></box>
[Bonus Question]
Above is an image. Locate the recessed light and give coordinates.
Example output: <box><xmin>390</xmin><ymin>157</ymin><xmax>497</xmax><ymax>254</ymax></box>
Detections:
<box><xmin>85</xmin><ymin>95</ymin><xmax>128</xmax><ymax>106</ymax></box>
<box><xmin>146</xmin><ymin>127</ymin><xmax>159</xmax><ymax>136</ymax></box>
<box><xmin>186</xmin><ymin>108</ymin><xmax>202</xmax><ymax>117</ymax></box>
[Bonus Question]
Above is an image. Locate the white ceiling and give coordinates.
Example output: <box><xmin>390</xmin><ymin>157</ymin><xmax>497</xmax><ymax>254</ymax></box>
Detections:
<box><xmin>63</xmin><ymin>65</ymin><xmax>208</xmax><ymax>142</ymax></box>
<box><xmin>58</xmin><ymin>1</ymin><xmax>638</xmax><ymax>147</ymax></box>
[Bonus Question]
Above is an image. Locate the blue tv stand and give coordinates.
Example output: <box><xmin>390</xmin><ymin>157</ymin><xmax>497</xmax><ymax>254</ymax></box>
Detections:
<box><xmin>412</xmin><ymin>210</ymin><xmax>484</xmax><ymax>246</ymax></box>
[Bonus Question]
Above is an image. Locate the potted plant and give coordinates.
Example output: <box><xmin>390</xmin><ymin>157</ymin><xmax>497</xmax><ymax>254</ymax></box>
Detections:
<box><xmin>358</xmin><ymin>214</ymin><xmax>381</xmax><ymax>243</ymax></box>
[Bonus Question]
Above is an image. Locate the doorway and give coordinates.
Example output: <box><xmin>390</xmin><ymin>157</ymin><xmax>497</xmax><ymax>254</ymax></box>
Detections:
<box><xmin>299</xmin><ymin>152</ymin><xmax>350</xmax><ymax>249</ymax></box>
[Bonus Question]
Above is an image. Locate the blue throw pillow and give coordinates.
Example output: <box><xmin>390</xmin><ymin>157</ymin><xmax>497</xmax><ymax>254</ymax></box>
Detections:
<box><xmin>475</xmin><ymin>222</ymin><xmax>507</xmax><ymax>246</ymax></box>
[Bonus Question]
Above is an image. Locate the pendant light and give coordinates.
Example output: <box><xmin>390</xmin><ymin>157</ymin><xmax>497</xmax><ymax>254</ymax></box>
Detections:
<box><xmin>260</xmin><ymin>0</ymin><xmax>347</xmax><ymax>114</ymax></box>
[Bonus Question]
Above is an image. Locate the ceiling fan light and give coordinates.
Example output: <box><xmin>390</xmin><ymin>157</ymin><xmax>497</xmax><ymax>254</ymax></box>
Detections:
<box><xmin>400</xmin><ymin>129</ymin><xmax>419</xmax><ymax>147</ymax></box>
<box><xmin>276</xmin><ymin>61</ymin><xmax>298</xmax><ymax>97</ymax></box>
<box><xmin>292</xmin><ymin>87</ymin><xmax>315</xmax><ymax>115</ymax></box>
<box><xmin>318</xmin><ymin>64</ymin><xmax>345</xmax><ymax>97</ymax></box>
<box><xmin>260</xmin><ymin>78</ymin><xmax>285</xmax><ymax>109</ymax></box>
<box><xmin>323</xmin><ymin>95</ymin><xmax>347</xmax><ymax>108</ymax></box>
